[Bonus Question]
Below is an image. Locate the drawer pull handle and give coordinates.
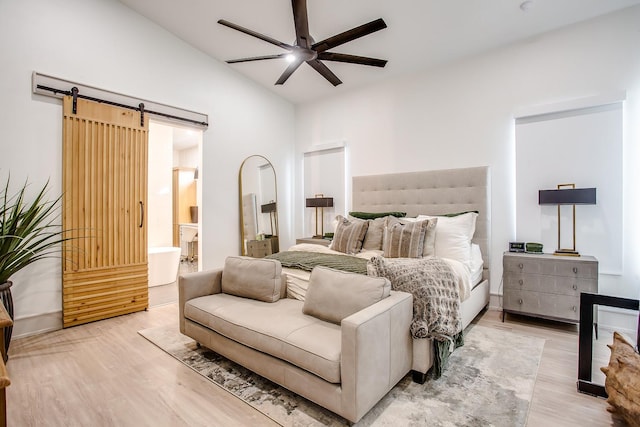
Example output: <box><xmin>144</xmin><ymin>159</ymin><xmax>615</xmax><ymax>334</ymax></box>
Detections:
<box><xmin>572</xmin><ymin>306</ymin><xmax>577</xmax><ymax>312</ymax></box>
<box><xmin>519</xmin><ymin>279</ymin><xmax>523</xmax><ymax>286</ymax></box>
<box><xmin>518</xmin><ymin>263</ymin><xmax>523</xmax><ymax>269</ymax></box>
<box><xmin>573</xmin><ymin>267</ymin><xmax>578</xmax><ymax>274</ymax></box>
<box><xmin>518</xmin><ymin>298</ymin><xmax>523</xmax><ymax>305</ymax></box>
<box><xmin>572</xmin><ymin>284</ymin><xmax>578</xmax><ymax>291</ymax></box>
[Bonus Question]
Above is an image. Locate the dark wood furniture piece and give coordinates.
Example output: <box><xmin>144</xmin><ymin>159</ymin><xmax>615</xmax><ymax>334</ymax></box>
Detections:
<box><xmin>577</xmin><ymin>292</ymin><xmax>639</xmax><ymax>397</ymax></box>
<box><xmin>0</xmin><ymin>303</ymin><xmax>12</xmax><ymax>427</ymax></box>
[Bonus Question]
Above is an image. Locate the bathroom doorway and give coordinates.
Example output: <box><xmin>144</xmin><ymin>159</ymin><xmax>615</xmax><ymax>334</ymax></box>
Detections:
<box><xmin>147</xmin><ymin>120</ymin><xmax>202</xmax><ymax>304</ymax></box>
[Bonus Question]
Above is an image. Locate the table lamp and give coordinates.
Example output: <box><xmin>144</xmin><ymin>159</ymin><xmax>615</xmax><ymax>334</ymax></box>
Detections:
<box><xmin>305</xmin><ymin>195</ymin><xmax>333</xmax><ymax>238</ymax></box>
<box><xmin>538</xmin><ymin>184</ymin><xmax>596</xmax><ymax>256</ymax></box>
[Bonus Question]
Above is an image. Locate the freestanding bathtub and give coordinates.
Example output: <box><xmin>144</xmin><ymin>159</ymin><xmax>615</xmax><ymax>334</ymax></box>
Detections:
<box><xmin>148</xmin><ymin>246</ymin><xmax>181</xmax><ymax>287</ymax></box>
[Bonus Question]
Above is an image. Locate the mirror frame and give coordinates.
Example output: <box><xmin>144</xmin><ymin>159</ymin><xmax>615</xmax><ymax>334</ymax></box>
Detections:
<box><xmin>238</xmin><ymin>155</ymin><xmax>278</xmax><ymax>256</ymax></box>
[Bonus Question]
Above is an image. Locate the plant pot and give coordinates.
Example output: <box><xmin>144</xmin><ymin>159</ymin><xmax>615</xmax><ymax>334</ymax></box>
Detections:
<box><xmin>0</xmin><ymin>281</ymin><xmax>13</xmax><ymax>362</ymax></box>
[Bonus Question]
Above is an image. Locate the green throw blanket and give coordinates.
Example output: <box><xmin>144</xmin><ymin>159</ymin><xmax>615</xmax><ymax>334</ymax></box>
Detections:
<box><xmin>266</xmin><ymin>251</ymin><xmax>368</xmax><ymax>274</ymax></box>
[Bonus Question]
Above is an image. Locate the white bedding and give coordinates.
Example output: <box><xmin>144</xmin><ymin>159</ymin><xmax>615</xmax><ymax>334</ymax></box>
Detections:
<box><xmin>283</xmin><ymin>243</ymin><xmax>482</xmax><ymax>302</ymax></box>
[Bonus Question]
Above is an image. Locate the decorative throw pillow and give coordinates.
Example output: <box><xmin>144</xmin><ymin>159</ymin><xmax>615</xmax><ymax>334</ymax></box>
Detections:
<box><xmin>361</xmin><ymin>216</ymin><xmax>389</xmax><ymax>251</ymax></box>
<box><xmin>349</xmin><ymin>211</ymin><xmax>406</xmax><ymax>220</ymax></box>
<box><xmin>329</xmin><ymin>215</ymin><xmax>369</xmax><ymax>254</ymax></box>
<box><xmin>417</xmin><ymin>212</ymin><xmax>478</xmax><ymax>266</ymax></box>
<box><xmin>383</xmin><ymin>217</ymin><xmax>437</xmax><ymax>258</ymax></box>
<box><xmin>221</xmin><ymin>256</ymin><xmax>282</xmax><ymax>303</ymax></box>
<box><xmin>302</xmin><ymin>266</ymin><xmax>391</xmax><ymax>324</ymax></box>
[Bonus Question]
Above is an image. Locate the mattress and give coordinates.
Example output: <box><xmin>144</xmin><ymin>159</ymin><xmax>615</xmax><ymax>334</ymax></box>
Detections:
<box><xmin>282</xmin><ymin>243</ymin><xmax>483</xmax><ymax>302</ymax></box>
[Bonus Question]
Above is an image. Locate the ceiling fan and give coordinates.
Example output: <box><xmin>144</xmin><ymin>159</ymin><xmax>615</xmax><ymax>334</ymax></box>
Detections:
<box><xmin>218</xmin><ymin>0</ymin><xmax>388</xmax><ymax>86</ymax></box>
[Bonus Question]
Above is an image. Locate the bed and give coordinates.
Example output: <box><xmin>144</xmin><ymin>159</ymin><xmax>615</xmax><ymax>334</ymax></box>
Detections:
<box><xmin>271</xmin><ymin>166</ymin><xmax>491</xmax><ymax>382</ymax></box>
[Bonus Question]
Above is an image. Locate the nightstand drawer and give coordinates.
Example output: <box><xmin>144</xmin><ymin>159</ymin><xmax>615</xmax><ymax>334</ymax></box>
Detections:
<box><xmin>544</xmin><ymin>260</ymin><xmax>597</xmax><ymax>279</ymax></box>
<box><xmin>503</xmin><ymin>273</ymin><xmax>597</xmax><ymax>296</ymax></box>
<box><xmin>503</xmin><ymin>256</ymin><xmax>597</xmax><ymax>279</ymax></box>
<box><xmin>503</xmin><ymin>290</ymin><xmax>580</xmax><ymax>321</ymax></box>
<box><xmin>503</xmin><ymin>257</ymin><xmax>544</xmax><ymax>275</ymax></box>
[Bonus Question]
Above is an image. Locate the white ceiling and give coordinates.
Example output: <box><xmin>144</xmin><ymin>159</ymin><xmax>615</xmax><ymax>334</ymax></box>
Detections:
<box><xmin>119</xmin><ymin>0</ymin><xmax>640</xmax><ymax>105</ymax></box>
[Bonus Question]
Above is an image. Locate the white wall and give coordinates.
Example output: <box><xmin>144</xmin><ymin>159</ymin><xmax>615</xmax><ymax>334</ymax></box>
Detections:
<box><xmin>148</xmin><ymin>122</ymin><xmax>174</xmax><ymax>248</ymax></box>
<box><xmin>0</xmin><ymin>0</ymin><xmax>295</xmax><ymax>336</ymax></box>
<box><xmin>295</xmin><ymin>6</ymin><xmax>640</xmax><ymax>328</ymax></box>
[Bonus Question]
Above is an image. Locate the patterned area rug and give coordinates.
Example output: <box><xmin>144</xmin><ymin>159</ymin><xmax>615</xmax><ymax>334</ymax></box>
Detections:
<box><xmin>139</xmin><ymin>324</ymin><xmax>544</xmax><ymax>426</ymax></box>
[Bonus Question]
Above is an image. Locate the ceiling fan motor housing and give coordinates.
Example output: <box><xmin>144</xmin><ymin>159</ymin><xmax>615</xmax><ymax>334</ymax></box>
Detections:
<box><xmin>218</xmin><ymin>0</ymin><xmax>388</xmax><ymax>86</ymax></box>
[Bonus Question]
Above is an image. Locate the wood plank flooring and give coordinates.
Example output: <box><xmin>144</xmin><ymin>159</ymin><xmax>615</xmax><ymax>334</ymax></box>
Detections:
<box><xmin>5</xmin><ymin>288</ymin><xmax>625</xmax><ymax>426</ymax></box>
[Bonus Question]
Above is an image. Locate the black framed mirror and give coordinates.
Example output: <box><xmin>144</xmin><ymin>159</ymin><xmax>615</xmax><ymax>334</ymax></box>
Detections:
<box><xmin>239</xmin><ymin>155</ymin><xmax>279</xmax><ymax>257</ymax></box>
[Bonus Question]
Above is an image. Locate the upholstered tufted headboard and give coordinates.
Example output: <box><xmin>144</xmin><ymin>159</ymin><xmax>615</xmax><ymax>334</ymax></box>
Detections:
<box><xmin>352</xmin><ymin>166</ymin><xmax>491</xmax><ymax>280</ymax></box>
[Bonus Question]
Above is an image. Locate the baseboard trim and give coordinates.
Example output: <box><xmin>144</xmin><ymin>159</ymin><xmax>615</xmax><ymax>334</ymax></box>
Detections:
<box><xmin>13</xmin><ymin>310</ymin><xmax>63</xmax><ymax>339</ymax></box>
<box><xmin>489</xmin><ymin>293</ymin><xmax>502</xmax><ymax>311</ymax></box>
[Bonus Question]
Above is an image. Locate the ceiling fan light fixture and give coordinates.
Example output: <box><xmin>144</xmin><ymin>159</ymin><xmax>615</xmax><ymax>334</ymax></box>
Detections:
<box><xmin>285</xmin><ymin>53</ymin><xmax>296</xmax><ymax>63</ymax></box>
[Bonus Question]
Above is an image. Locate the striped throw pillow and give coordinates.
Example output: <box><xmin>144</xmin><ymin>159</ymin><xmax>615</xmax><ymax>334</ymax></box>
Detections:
<box><xmin>383</xmin><ymin>217</ymin><xmax>438</xmax><ymax>258</ymax></box>
<box><xmin>330</xmin><ymin>215</ymin><xmax>369</xmax><ymax>254</ymax></box>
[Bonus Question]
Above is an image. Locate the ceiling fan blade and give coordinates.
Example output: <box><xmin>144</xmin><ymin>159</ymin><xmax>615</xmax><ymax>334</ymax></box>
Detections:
<box><xmin>218</xmin><ymin>19</ymin><xmax>292</xmax><ymax>50</ymax></box>
<box><xmin>292</xmin><ymin>0</ymin><xmax>311</xmax><ymax>48</ymax></box>
<box><xmin>227</xmin><ymin>54</ymin><xmax>288</xmax><ymax>64</ymax></box>
<box><xmin>307</xmin><ymin>60</ymin><xmax>342</xmax><ymax>86</ymax></box>
<box><xmin>312</xmin><ymin>18</ymin><xmax>387</xmax><ymax>52</ymax></box>
<box><xmin>317</xmin><ymin>52</ymin><xmax>387</xmax><ymax>67</ymax></box>
<box><xmin>275</xmin><ymin>59</ymin><xmax>304</xmax><ymax>85</ymax></box>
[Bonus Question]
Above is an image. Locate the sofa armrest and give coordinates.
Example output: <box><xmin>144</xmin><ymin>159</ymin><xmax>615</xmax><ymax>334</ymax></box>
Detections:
<box><xmin>179</xmin><ymin>269</ymin><xmax>223</xmax><ymax>333</ymax></box>
<box><xmin>340</xmin><ymin>290</ymin><xmax>413</xmax><ymax>422</ymax></box>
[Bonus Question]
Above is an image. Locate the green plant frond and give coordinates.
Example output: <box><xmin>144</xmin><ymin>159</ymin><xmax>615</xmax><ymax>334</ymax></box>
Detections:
<box><xmin>0</xmin><ymin>175</ymin><xmax>76</xmax><ymax>284</ymax></box>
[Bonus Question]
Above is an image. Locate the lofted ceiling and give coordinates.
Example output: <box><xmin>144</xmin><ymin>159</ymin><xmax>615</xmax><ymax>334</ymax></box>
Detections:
<box><xmin>119</xmin><ymin>0</ymin><xmax>640</xmax><ymax>105</ymax></box>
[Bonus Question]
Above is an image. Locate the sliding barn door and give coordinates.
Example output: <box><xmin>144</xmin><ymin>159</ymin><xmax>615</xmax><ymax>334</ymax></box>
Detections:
<box><xmin>62</xmin><ymin>96</ymin><xmax>148</xmax><ymax>328</ymax></box>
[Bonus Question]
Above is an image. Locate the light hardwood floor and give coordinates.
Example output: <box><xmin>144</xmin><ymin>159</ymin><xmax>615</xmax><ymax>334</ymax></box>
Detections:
<box><xmin>5</xmin><ymin>291</ymin><xmax>624</xmax><ymax>426</ymax></box>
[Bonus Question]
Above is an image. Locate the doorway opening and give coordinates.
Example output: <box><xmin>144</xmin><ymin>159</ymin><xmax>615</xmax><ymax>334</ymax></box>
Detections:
<box><xmin>147</xmin><ymin>120</ymin><xmax>202</xmax><ymax>299</ymax></box>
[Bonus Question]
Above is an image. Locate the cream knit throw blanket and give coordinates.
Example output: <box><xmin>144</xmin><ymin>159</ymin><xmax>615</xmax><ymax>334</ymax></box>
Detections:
<box><xmin>367</xmin><ymin>256</ymin><xmax>462</xmax><ymax>342</ymax></box>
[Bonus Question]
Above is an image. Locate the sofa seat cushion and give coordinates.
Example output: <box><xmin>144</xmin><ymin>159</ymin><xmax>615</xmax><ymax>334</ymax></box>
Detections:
<box><xmin>184</xmin><ymin>294</ymin><xmax>342</xmax><ymax>383</ymax></box>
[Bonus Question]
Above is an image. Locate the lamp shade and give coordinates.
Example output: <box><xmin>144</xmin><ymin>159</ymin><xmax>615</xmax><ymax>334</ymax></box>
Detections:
<box><xmin>261</xmin><ymin>202</ymin><xmax>277</xmax><ymax>213</ymax></box>
<box><xmin>539</xmin><ymin>188</ymin><xmax>596</xmax><ymax>205</ymax></box>
<box><xmin>306</xmin><ymin>197</ymin><xmax>334</xmax><ymax>208</ymax></box>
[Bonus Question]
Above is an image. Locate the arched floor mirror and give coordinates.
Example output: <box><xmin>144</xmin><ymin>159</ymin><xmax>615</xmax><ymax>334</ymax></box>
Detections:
<box><xmin>239</xmin><ymin>155</ymin><xmax>279</xmax><ymax>257</ymax></box>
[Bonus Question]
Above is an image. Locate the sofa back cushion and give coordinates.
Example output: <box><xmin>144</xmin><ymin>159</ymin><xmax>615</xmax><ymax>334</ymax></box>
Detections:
<box><xmin>302</xmin><ymin>266</ymin><xmax>391</xmax><ymax>324</ymax></box>
<box><xmin>221</xmin><ymin>256</ymin><xmax>283</xmax><ymax>303</ymax></box>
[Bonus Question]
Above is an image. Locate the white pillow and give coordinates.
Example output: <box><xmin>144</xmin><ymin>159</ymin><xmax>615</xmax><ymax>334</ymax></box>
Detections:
<box><xmin>416</xmin><ymin>212</ymin><xmax>478</xmax><ymax>266</ymax></box>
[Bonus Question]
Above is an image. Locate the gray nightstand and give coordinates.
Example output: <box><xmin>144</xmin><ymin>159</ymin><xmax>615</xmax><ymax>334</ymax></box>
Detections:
<box><xmin>296</xmin><ymin>237</ymin><xmax>331</xmax><ymax>247</ymax></box>
<box><xmin>247</xmin><ymin>237</ymin><xmax>279</xmax><ymax>258</ymax></box>
<box><xmin>502</xmin><ymin>252</ymin><xmax>598</xmax><ymax>324</ymax></box>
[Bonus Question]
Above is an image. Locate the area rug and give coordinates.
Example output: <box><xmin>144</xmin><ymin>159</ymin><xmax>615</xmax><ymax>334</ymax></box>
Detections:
<box><xmin>139</xmin><ymin>324</ymin><xmax>545</xmax><ymax>426</ymax></box>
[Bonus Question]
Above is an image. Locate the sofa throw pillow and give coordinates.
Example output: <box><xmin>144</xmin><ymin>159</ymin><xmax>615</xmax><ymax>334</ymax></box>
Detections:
<box><xmin>221</xmin><ymin>256</ymin><xmax>282</xmax><ymax>303</ymax></box>
<box><xmin>383</xmin><ymin>217</ymin><xmax>437</xmax><ymax>258</ymax></box>
<box><xmin>302</xmin><ymin>266</ymin><xmax>391</xmax><ymax>324</ymax></box>
<box><xmin>361</xmin><ymin>216</ymin><xmax>389</xmax><ymax>251</ymax></box>
<box><xmin>329</xmin><ymin>215</ymin><xmax>369</xmax><ymax>254</ymax></box>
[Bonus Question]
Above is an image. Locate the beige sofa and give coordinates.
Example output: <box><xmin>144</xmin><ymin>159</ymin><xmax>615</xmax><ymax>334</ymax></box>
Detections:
<box><xmin>179</xmin><ymin>256</ymin><xmax>413</xmax><ymax>423</ymax></box>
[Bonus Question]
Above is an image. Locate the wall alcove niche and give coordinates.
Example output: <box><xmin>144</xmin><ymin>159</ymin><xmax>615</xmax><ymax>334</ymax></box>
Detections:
<box><xmin>239</xmin><ymin>155</ymin><xmax>279</xmax><ymax>257</ymax></box>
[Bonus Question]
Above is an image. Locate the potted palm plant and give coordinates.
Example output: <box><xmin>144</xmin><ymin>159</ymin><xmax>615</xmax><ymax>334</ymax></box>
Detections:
<box><xmin>0</xmin><ymin>174</ymin><xmax>67</xmax><ymax>360</ymax></box>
